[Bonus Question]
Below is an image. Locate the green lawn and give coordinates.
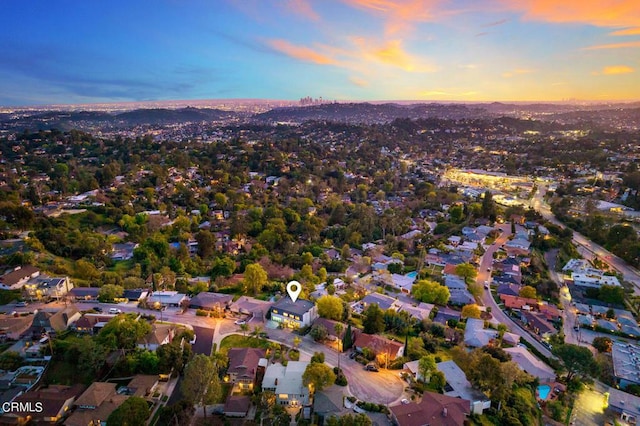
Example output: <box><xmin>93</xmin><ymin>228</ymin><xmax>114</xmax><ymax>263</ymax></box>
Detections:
<box><xmin>219</xmin><ymin>334</ymin><xmax>270</xmax><ymax>353</ymax></box>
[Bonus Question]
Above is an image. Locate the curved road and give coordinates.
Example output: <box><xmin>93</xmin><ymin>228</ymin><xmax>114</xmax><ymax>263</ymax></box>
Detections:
<box><xmin>477</xmin><ymin>224</ymin><xmax>554</xmax><ymax>359</ymax></box>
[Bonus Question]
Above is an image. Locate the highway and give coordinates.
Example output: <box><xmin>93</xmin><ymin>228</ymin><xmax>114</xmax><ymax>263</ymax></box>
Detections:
<box><xmin>531</xmin><ymin>183</ymin><xmax>640</xmax><ymax>296</ymax></box>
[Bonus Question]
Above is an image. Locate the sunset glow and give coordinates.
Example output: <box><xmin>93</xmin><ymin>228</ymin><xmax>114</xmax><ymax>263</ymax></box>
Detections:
<box><xmin>1</xmin><ymin>0</ymin><xmax>639</xmax><ymax>105</ymax></box>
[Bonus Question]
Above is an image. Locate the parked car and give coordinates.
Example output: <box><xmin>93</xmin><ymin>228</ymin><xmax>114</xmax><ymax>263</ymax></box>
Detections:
<box><xmin>234</xmin><ymin>319</ymin><xmax>246</xmax><ymax>325</ymax></box>
<box><xmin>365</xmin><ymin>364</ymin><xmax>379</xmax><ymax>372</ymax></box>
<box><xmin>349</xmin><ymin>352</ymin><xmax>357</xmax><ymax>359</ymax></box>
<box><xmin>401</xmin><ymin>399</ymin><xmax>410</xmax><ymax>405</ymax></box>
<box><xmin>108</xmin><ymin>308</ymin><xmax>122</xmax><ymax>314</ymax></box>
<box><xmin>15</xmin><ymin>301</ymin><xmax>28</xmax><ymax>307</ymax></box>
<box><xmin>93</xmin><ymin>307</ymin><xmax>103</xmax><ymax>313</ymax></box>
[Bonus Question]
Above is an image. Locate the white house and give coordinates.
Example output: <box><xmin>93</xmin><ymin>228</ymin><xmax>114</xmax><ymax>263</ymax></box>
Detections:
<box><xmin>437</xmin><ymin>360</ymin><xmax>492</xmax><ymax>415</ymax></box>
<box><xmin>0</xmin><ymin>266</ymin><xmax>40</xmax><ymax>290</ymax></box>
<box><xmin>269</xmin><ymin>298</ymin><xmax>317</xmax><ymax>328</ymax></box>
<box><xmin>262</xmin><ymin>361</ymin><xmax>310</xmax><ymax>407</ymax></box>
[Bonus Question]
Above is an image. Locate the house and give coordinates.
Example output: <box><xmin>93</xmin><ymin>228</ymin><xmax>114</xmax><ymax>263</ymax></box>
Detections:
<box><xmin>521</xmin><ymin>311</ymin><xmax>556</xmax><ymax>338</ymax></box>
<box><xmin>493</xmin><ymin>274</ymin><xmax>521</xmax><ymax>286</ymax></box>
<box><xmin>500</xmin><ymin>294</ymin><xmax>537</xmax><ymax>310</ymax></box>
<box><xmin>399</xmin><ymin>302</ymin><xmax>435</xmax><ymax>322</ymax></box>
<box><xmin>389</xmin><ymin>391</ymin><xmax>470</xmax><ymax>426</ymax></box>
<box><xmin>229</xmin><ymin>296</ymin><xmax>271</xmax><ymax>321</ymax></box>
<box><xmin>122</xmin><ymin>289</ymin><xmax>149</xmax><ymax>302</ymax></box>
<box><xmin>571</xmin><ymin>271</ymin><xmax>621</xmax><ymax>288</ymax></box>
<box><xmin>2</xmin><ymin>384</ymin><xmax>84</xmax><ymax>424</ymax></box>
<box><xmin>503</xmin><ymin>346</ymin><xmax>556</xmax><ymax>382</ymax></box>
<box><xmin>68</xmin><ymin>287</ymin><xmax>100</xmax><ymax>302</ymax></box>
<box><xmin>23</xmin><ymin>276</ymin><xmax>73</xmax><ymax>300</ymax></box>
<box><xmin>262</xmin><ymin>361</ymin><xmax>310</xmax><ymax>407</ymax></box>
<box><xmin>225</xmin><ymin>348</ymin><xmax>266</xmax><ymax>391</ymax></box>
<box><xmin>0</xmin><ymin>314</ymin><xmax>34</xmax><ymax>340</ymax></box>
<box><xmin>30</xmin><ymin>306</ymin><xmax>81</xmax><ymax>334</ymax></box>
<box><xmin>496</xmin><ymin>284</ymin><xmax>521</xmax><ymax>297</ymax></box>
<box><xmin>358</xmin><ymin>293</ymin><xmax>402</xmax><ymax>312</ymax></box>
<box><xmin>223</xmin><ymin>395</ymin><xmax>251</xmax><ymax>418</ymax></box>
<box><xmin>390</xmin><ymin>273</ymin><xmax>416</xmax><ymax>294</ymax></box>
<box><xmin>444</xmin><ymin>276</ymin><xmax>475</xmax><ymax>306</ymax></box>
<box><xmin>612</xmin><ymin>343</ymin><xmax>640</xmax><ymax>389</ymax></box>
<box><xmin>126</xmin><ymin>374</ymin><xmax>159</xmax><ymax>398</ymax></box>
<box><xmin>0</xmin><ymin>266</ymin><xmax>40</xmax><ymax>290</ymax></box>
<box><xmin>313</xmin><ymin>385</ymin><xmax>349</xmax><ymax>419</ymax></box>
<box><xmin>110</xmin><ymin>242</ymin><xmax>139</xmax><ymax>261</ymax></box>
<box><xmin>269</xmin><ymin>297</ymin><xmax>317</xmax><ymax>328</ymax></box>
<box><xmin>606</xmin><ymin>387</ymin><xmax>640</xmax><ymax>426</ymax></box>
<box><xmin>72</xmin><ymin>314</ymin><xmax>116</xmax><ymax>334</ymax></box>
<box><xmin>354</xmin><ymin>332</ymin><xmax>404</xmax><ymax>364</ymax></box>
<box><xmin>189</xmin><ymin>292</ymin><xmax>233</xmax><ymax>312</ymax></box>
<box><xmin>146</xmin><ymin>291</ymin><xmax>187</xmax><ymax>308</ymax></box>
<box><xmin>64</xmin><ymin>382</ymin><xmax>128</xmax><ymax>426</ymax></box>
<box><xmin>464</xmin><ymin>318</ymin><xmax>498</xmax><ymax>348</ymax></box>
<box><xmin>137</xmin><ymin>324</ymin><xmax>176</xmax><ymax>350</ymax></box>
<box><xmin>312</xmin><ymin>318</ymin><xmax>348</xmax><ymax>341</ymax></box>
<box><xmin>437</xmin><ymin>360</ymin><xmax>491</xmax><ymax>415</ymax></box>
<box><xmin>433</xmin><ymin>307</ymin><xmax>461</xmax><ymax>325</ymax></box>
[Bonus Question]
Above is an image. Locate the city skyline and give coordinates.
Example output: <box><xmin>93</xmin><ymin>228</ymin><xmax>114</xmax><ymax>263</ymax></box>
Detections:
<box><xmin>1</xmin><ymin>0</ymin><xmax>640</xmax><ymax>106</ymax></box>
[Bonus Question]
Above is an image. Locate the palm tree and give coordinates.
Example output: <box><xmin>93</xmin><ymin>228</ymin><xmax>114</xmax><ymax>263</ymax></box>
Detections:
<box><xmin>239</xmin><ymin>323</ymin><xmax>249</xmax><ymax>337</ymax></box>
<box><xmin>251</xmin><ymin>325</ymin><xmax>263</xmax><ymax>340</ymax></box>
<box><xmin>334</xmin><ymin>323</ymin><xmax>344</xmax><ymax>352</ymax></box>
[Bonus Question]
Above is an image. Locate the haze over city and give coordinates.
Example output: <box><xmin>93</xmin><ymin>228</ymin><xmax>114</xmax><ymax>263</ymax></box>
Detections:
<box><xmin>2</xmin><ymin>0</ymin><xmax>640</xmax><ymax>106</ymax></box>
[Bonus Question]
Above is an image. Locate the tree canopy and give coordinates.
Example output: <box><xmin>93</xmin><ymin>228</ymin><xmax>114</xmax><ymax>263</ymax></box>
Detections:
<box><xmin>106</xmin><ymin>396</ymin><xmax>150</xmax><ymax>426</ymax></box>
<box><xmin>412</xmin><ymin>279</ymin><xmax>450</xmax><ymax>305</ymax></box>
<box><xmin>302</xmin><ymin>362</ymin><xmax>336</xmax><ymax>392</ymax></box>
<box><xmin>316</xmin><ymin>295</ymin><xmax>344</xmax><ymax>320</ymax></box>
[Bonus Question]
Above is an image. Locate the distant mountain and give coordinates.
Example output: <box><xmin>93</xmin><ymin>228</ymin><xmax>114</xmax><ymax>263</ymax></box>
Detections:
<box><xmin>115</xmin><ymin>107</ymin><xmax>241</xmax><ymax>125</ymax></box>
<box><xmin>252</xmin><ymin>102</ymin><xmax>490</xmax><ymax>124</ymax></box>
<box><xmin>0</xmin><ymin>107</ymin><xmax>244</xmax><ymax>131</ymax></box>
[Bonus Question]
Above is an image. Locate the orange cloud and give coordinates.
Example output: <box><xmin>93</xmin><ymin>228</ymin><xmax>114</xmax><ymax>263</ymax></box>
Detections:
<box><xmin>505</xmin><ymin>0</ymin><xmax>640</xmax><ymax>28</ymax></box>
<box><xmin>342</xmin><ymin>0</ymin><xmax>443</xmax><ymax>34</ymax></box>
<box><xmin>352</xmin><ymin>38</ymin><xmax>436</xmax><ymax>72</ymax></box>
<box><xmin>267</xmin><ymin>39</ymin><xmax>337</xmax><ymax>65</ymax></box>
<box><xmin>583</xmin><ymin>40</ymin><xmax>640</xmax><ymax>50</ymax></box>
<box><xmin>609</xmin><ymin>27</ymin><xmax>640</xmax><ymax>36</ymax></box>
<box><xmin>284</xmin><ymin>0</ymin><xmax>320</xmax><ymax>21</ymax></box>
<box><xmin>602</xmin><ymin>65</ymin><xmax>635</xmax><ymax>74</ymax></box>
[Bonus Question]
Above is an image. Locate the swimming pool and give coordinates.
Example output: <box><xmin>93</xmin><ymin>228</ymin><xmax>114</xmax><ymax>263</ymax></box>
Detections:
<box><xmin>538</xmin><ymin>384</ymin><xmax>551</xmax><ymax>400</ymax></box>
<box><xmin>406</xmin><ymin>271</ymin><xmax>418</xmax><ymax>279</ymax></box>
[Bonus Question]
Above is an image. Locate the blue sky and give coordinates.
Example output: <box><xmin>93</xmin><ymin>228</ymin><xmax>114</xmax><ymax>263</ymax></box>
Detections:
<box><xmin>1</xmin><ymin>0</ymin><xmax>639</xmax><ymax>106</ymax></box>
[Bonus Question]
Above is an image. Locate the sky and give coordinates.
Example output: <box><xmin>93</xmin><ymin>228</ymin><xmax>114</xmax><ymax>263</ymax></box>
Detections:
<box><xmin>1</xmin><ymin>0</ymin><xmax>640</xmax><ymax>106</ymax></box>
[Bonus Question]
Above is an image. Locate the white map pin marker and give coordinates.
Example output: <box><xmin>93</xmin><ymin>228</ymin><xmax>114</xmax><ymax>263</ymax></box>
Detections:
<box><xmin>286</xmin><ymin>280</ymin><xmax>302</xmax><ymax>303</ymax></box>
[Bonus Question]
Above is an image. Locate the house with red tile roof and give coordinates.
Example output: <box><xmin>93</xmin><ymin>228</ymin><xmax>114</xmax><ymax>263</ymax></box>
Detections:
<box><xmin>389</xmin><ymin>391</ymin><xmax>470</xmax><ymax>426</ymax></box>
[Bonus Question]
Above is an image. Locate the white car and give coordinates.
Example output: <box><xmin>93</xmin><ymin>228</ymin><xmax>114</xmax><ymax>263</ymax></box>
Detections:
<box><xmin>401</xmin><ymin>399</ymin><xmax>410</xmax><ymax>405</ymax></box>
<box><xmin>234</xmin><ymin>319</ymin><xmax>246</xmax><ymax>325</ymax></box>
<box><xmin>108</xmin><ymin>308</ymin><xmax>122</xmax><ymax>314</ymax></box>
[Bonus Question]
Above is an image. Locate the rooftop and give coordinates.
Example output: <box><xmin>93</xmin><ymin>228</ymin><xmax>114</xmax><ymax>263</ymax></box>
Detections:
<box><xmin>389</xmin><ymin>391</ymin><xmax>470</xmax><ymax>426</ymax></box>
<box><xmin>271</xmin><ymin>297</ymin><xmax>315</xmax><ymax>316</ymax></box>
<box><xmin>612</xmin><ymin>343</ymin><xmax>640</xmax><ymax>386</ymax></box>
<box><xmin>503</xmin><ymin>346</ymin><xmax>555</xmax><ymax>382</ymax></box>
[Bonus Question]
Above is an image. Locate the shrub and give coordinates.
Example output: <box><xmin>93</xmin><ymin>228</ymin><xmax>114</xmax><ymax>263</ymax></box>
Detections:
<box><xmin>289</xmin><ymin>350</ymin><xmax>300</xmax><ymax>361</ymax></box>
<box><xmin>547</xmin><ymin>400</ymin><xmax>566</xmax><ymax>421</ymax></box>
<box><xmin>195</xmin><ymin>309</ymin><xmax>208</xmax><ymax>317</ymax></box>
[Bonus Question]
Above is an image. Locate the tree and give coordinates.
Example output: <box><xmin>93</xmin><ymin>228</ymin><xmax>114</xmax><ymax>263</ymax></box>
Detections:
<box><xmin>97</xmin><ymin>314</ymin><xmax>151</xmax><ymax>349</ymax></box>
<box><xmin>195</xmin><ymin>230</ymin><xmax>215</xmax><ymax>259</ymax></box>
<box><xmin>482</xmin><ymin>191</ymin><xmax>496</xmax><ymax>219</ymax></box>
<box><xmin>454</xmin><ymin>263</ymin><xmax>478</xmax><ymax>283</ymax></box>
<box><xmin>553</xmin><ymin>344</ymin><xmax>597</xmax><ymax>382</ymax></box>
<box><xmin>311</xmin><ymin>351</ymin><xmax>325</xmax><ymax>363</ymax></box>
<box><xmin>461</xmin><ymin>304</ymin><xmax>481</xmax><ymax>319</ymax></box>
<box><xmin>75</xmin><ymin>259</ymin><xmax>100</xmax><ymax>281</ymax></box>
<box><xmin>239</xmin><ymin>323</ymin><xmax>249</xmax><ymax>337</ymax></box>
<box><xmin>519</xmin><ymin>285</ymin><xmax>537</xmax><ymax>299</ymax></box>
<box><xmin>342</xmin><ymin>323</ymin><xmax>353</xmax><ymax>350</ymax></box>
<box><xmin>363</xmin><ymin>303</ymin><xmax>385</xmax><ymax>334</ymax></box>
<box><xmin>598</xmin><ymin>285</ymin><xmax>625</xmax><ymax>305</ymax></box>
<box><xmin>317</xmin><ymin>295</ymin><xmax>344</xmax><ymax>320</ymax></box>
<box><xmin>106</xmin><ymin>396</ymin><xmax>149</xmax><ymax>426</ymax></box>
<box><xmin>430</xmin><ymin>370</ymin><xmax>446</xmax><ymax>391</ymax></box>
<box><xmin>293</xmin><ymin>336</ymin><xmax>301</xmax><ymax>349</ymax></box>
<box><xmin>98</xmin><ymin>284</ymin><xmax>124</xmax><ymax>303</ymax></box>
<box><xmin>334</xmin><ymin>323</ymin><xmax>344</xmax><ymax>350</ymax></box>
<box><xmin>418</xmin><ymin>355</ymin><xmax>436</xmax><ymax>382</ymax></box>
<box><xmin>181</xmin><ymin>354</ymin><xmax>221</xmax><ymax>420</ymax></box>
<box><xmin>412</xmin><ymin>279</ymin><xmax>450</xmax><ymax>305</ymax></box>
<box><xmin>592</xmin><ymin>337</ymin><xmax>613</xmax><ymax>353</ymax></box>
<box><xmin>326</xmin><ymin>414</ymin><xmax>372</xmax><ymax>426</ymax></box>
<box><xmin>310</xmin><ymin>324</ymin><xmax>328</xmax><ymax>342</ymax></box>
<box><xmin>157</xmin><ymin>341</ymin><xmax>187</xmax><ymax>373</ymax></box>
<box><xmin>243</xmin><ymin>263</ymin><xmax>268</xmax><ymax>295</ymax></box>
<box><xmin>0</xmin><ymin>351</ymin><xmax>23</xmax><ymax>371</ymax></box>
<box><xmin>303</xmin><ymin>362</ymin><xmax>336</xmax><ymax>392</ymax></box>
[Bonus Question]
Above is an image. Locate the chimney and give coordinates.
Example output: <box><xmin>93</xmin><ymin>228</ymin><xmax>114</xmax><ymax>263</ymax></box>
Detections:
<box><xmin>442</xmin><ymin>408</ymin><xmax>448</xmax><ymax>417</ymax></box>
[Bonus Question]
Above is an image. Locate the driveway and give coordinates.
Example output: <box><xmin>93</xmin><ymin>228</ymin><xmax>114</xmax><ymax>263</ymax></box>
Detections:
<box><xmin>191</xmin><ymin>325</ymin><xmax>215</xmax><ymax>355</ymax></box>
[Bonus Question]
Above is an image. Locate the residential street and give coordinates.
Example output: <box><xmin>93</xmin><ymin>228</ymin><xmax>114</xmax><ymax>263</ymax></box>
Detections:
<box><xmin>477</xmin><ymin>223</ymin><xmax>554</xmax><ymax>359</ymax></box>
